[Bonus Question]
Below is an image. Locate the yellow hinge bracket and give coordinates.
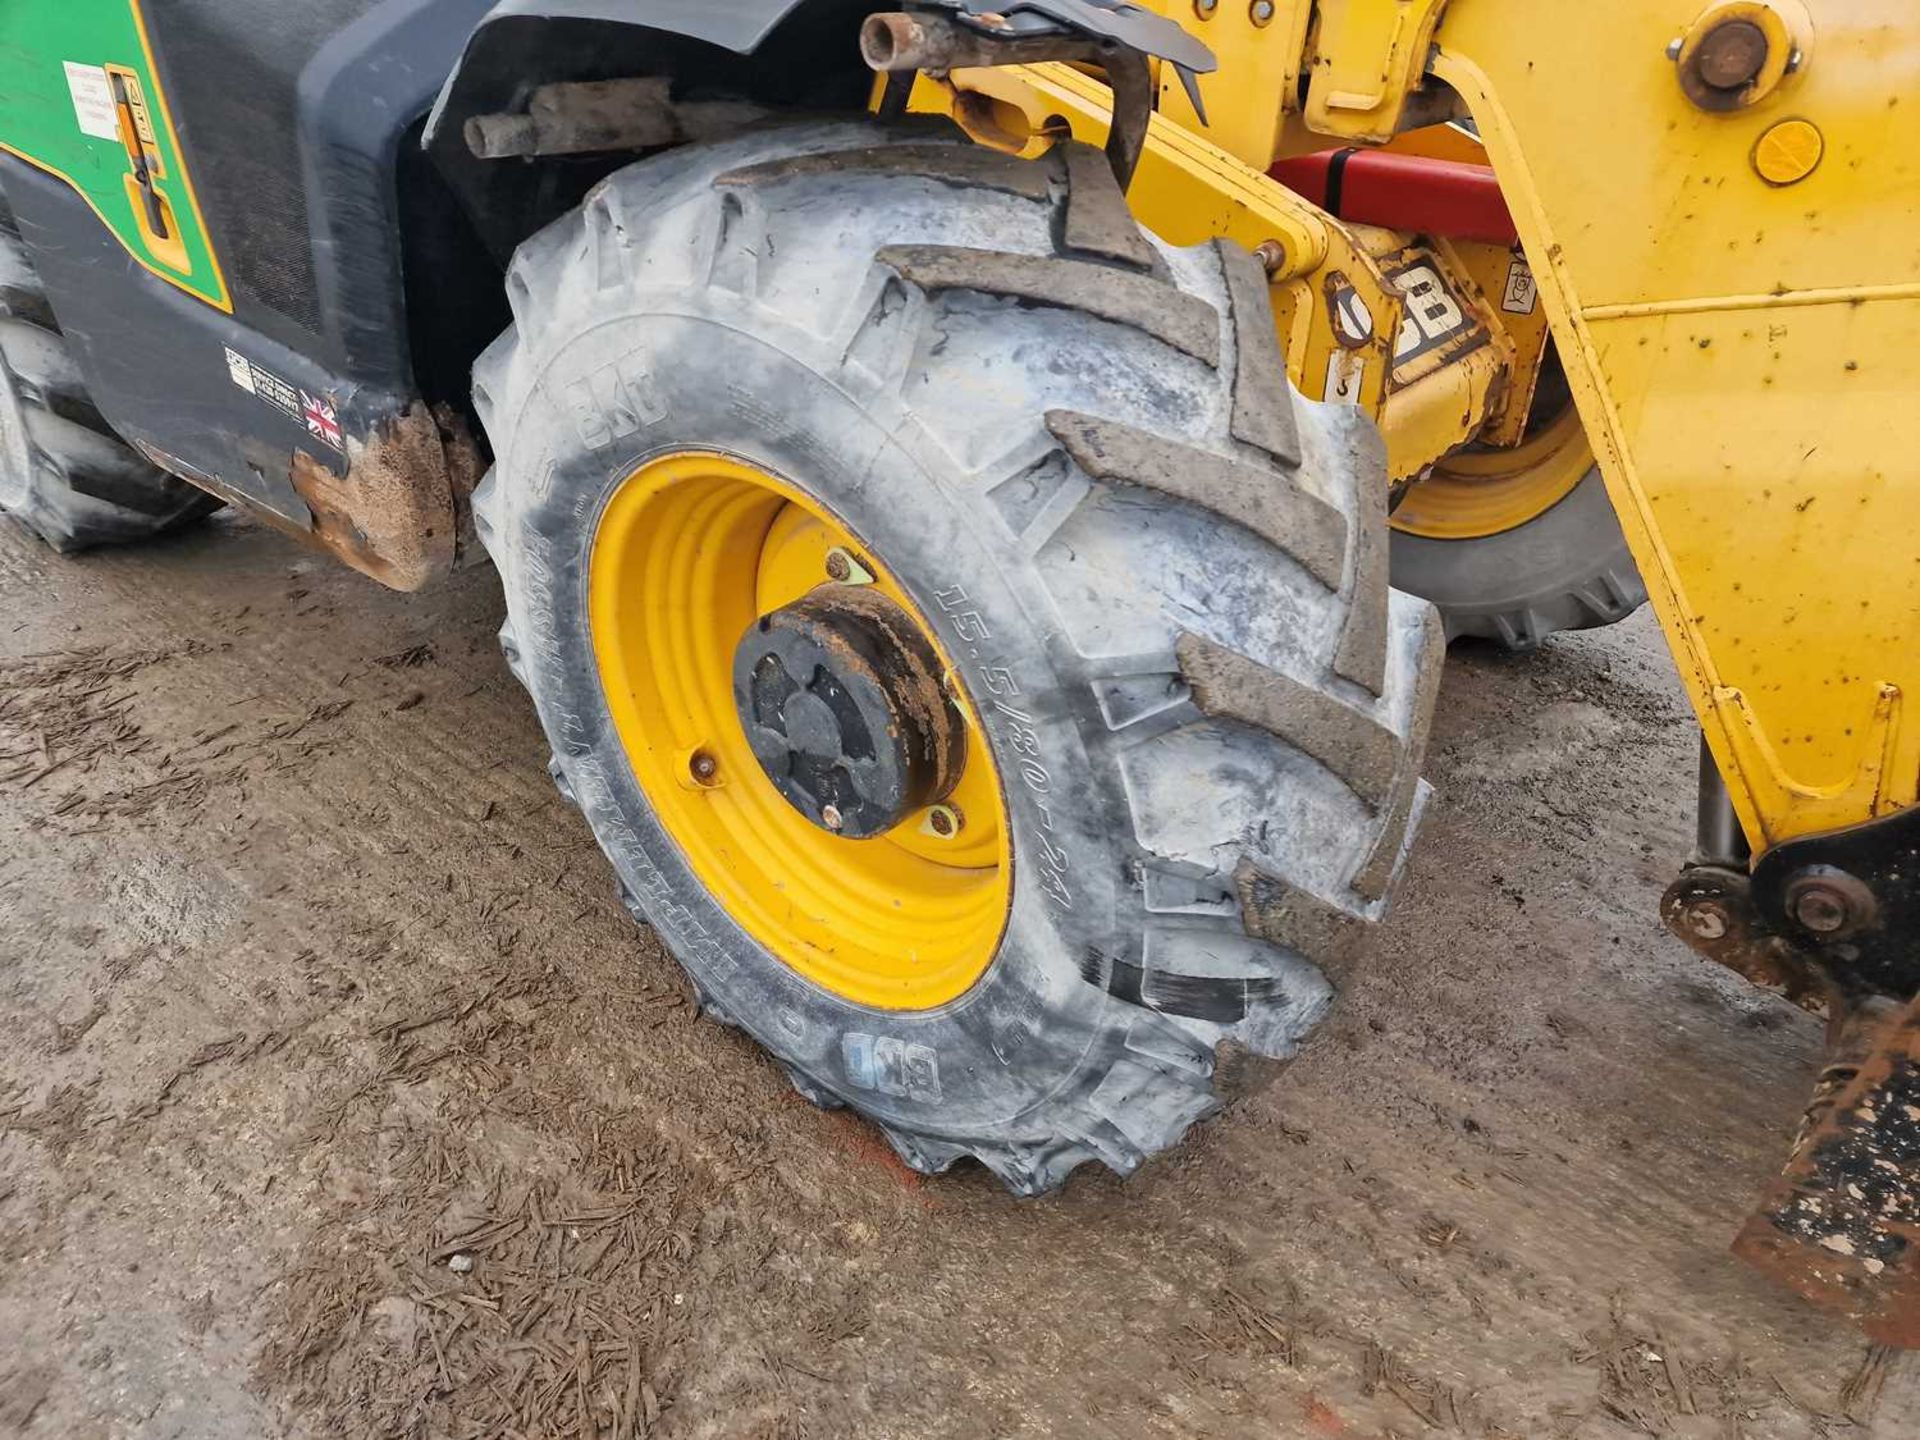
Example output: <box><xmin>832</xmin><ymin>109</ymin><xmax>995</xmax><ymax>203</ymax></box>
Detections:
<box><xmin>1303</xmin><ymin>0</ymin><xmax>1452</xmax><ymax>144</ymax></box>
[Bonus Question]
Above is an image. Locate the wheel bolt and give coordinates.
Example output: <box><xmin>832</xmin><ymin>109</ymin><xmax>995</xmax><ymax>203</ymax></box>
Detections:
<box><xmin>821</xmin><ymin>804</ymin><xmax>844</xmax><ymax>832</ymax></box>
<box><xmin>688</xmin><ymin>748</ymin><xmax>720</xmax><ymax>786</ymax></box>
<box><xmin>925</xmin><ymin>804</ymin><xmax>964</xmax><ymax>839</ymax></box>
<box><xmin>824</xmin><ymin>547</ymin><xmax>872</xmax><ymax>585</ymax></box>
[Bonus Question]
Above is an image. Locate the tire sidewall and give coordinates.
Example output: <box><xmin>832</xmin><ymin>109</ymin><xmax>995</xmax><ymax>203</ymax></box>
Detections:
<box><xmin>0</xmin><ymin>349</ymin><xmax>31</xmax><ymax>509</ymax></box>
<box><xmin>492</xmin><ymin>301</ymin><xmax>1140</xmax><ymax>1139</ymax></box>
<box><xmin>1388</xmin><ymin>467</ymin><xmax>1641</xmax><ymax>623</ymax></box>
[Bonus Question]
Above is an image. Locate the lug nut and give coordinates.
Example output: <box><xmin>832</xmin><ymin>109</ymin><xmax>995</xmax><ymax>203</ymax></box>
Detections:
<box><xmin>824</xmin><ymin>547</ymin><xmax>874</xmax><ymax>586</ymax></box>
<box><xmin>1249</xmin><ymin>0</ymin><xmax>1276</xmax><ymax>26</ymax></box>
<box><xmin>688</xmin><ymin>749</ymin><xmax>720</xmax><ymax>786</ymax></box>
<box><xmin>925</xmin><ymin>804</ymin><xmax>964</xmax><ymax>839</ymax></box>
<box><xmin>821</xmin><ymin>803</ymin><xmax>844</xmax><ymax>833</ymax></box>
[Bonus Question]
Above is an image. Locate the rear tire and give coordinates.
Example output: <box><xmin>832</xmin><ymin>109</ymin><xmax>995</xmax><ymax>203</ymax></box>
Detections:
<box><xmin>473</xmin><ymin>123</ymin><xmax>1445</xmax><ymax>1193</ymax></box>
<box><xmin>1390</xmin><ymin>467</ymin><xmax>1646</xmax><ymax>650</ymax></box>
<box><xmin>0</xmin><ymin>201</ymin><xmax>219</xmax><ymax>553</ymax></box>
<box><xmin>1388</xmin><ymin>354</ymin><xmax>1646</xmax><ymax>650</ymax></box>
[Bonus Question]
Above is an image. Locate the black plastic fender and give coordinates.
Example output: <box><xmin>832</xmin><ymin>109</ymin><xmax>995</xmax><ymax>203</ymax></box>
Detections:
<box><xmin>423</xmin><ymin>0</ymin><xmax>871</xmax><ymax>153</ymax></box>
<box><xmin>423</xmin><ymin>0</ymin><xmax>876</xmax><ymax>257</ymax></box>
<box><xmin>431</xmin><ymin>0</ymin><xmax>814</xmax><ymax>125</ymax></box>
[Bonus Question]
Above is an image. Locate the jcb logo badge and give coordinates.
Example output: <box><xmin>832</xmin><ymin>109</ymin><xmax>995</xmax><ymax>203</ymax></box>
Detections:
<box><xmin>565</xmin><ymin>351</ymin><xmax>665</xmax><ymax>449</ymax></box>
<box><xmin>1388</xmin><ymin>261</ymin><xmax>1470</xmax><ymax>365</ymax></box>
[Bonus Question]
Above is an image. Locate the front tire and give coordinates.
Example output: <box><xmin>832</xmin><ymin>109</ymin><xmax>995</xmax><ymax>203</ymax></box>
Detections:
<box><xmin>473</xmin><ymin>123</ymin><xmax>1444</xmax><ymax>1192</ymax></box>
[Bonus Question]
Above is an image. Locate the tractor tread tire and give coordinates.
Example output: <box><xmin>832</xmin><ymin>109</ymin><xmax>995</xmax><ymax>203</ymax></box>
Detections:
<box><xmin>1390</xmin><ymin>468</ymin><xmax>1648</xmax><ymax>650</ymax></box>
<box><xmin>472</xmin><ymin>122</ymin><xmax>1444</xmax><ymax>1195</ymax></box>
<box><xmin>0</xmin><ymin>208</ymin><xmax>218</xmax><ymax>553</ymax></box>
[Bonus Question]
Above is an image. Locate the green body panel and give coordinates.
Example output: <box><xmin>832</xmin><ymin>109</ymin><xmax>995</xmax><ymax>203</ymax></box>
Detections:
<box><xmin>0</xmin><ymin>3</ymin><xmax>225</xmax><ymax>307</ymax></box>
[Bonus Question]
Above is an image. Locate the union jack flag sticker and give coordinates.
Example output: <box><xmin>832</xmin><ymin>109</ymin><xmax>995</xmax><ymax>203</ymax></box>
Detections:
<box><xmin>302</xmin><ymin>391</ymin><xmax>343</xmax><ymax>450</ymax></box>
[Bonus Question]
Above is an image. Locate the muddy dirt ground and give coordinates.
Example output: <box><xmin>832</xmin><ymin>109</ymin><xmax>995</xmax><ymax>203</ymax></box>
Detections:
<box><xmin>0</xmin><ymin>509</ymin><xmax>1912</xmax><ymax>1440</ymax></box>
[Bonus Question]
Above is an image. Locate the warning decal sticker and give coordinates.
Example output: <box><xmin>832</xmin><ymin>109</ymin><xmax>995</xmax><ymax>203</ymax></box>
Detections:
<box><xmin>225</xmin><ymin>346</ymin><xmax>343</xmax><ymax>452</ymax></box>
<box><xmin>1501</xmin><ymin>255</ymin><xmax>1539</xmax><ymax>315</ymax></box>
<box><xmin>63</xmin><ymin>61</ymin><xmax>119</xmax><ymax>142</ymax></box>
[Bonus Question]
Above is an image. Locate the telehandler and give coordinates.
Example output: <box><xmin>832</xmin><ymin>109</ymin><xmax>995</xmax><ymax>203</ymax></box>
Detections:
<box><xmin>1</xmin><ymin>0</ymin><xmax>1913</xmax><ymax>1345</ymax></box>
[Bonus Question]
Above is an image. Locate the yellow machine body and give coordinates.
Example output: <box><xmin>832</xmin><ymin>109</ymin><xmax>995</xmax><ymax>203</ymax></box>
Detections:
<box><xmin>903</xmin><ymin>0</ymin><xmax>1918</xmax><ymax>855</ymax></box>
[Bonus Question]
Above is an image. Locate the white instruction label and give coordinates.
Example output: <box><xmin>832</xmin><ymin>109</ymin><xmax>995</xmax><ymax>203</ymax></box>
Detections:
<box><xmin>225</xmin><ymin>347</ymin><xmax>256</xmax><ymax>394</ymax></box>
<box><xmin>64</xmin><ymin>62</ymin><xmax>120</xmax><ymax>142</ymax></box>
<box><xmin>1324</xmin><ymin>350</ymin><xmax>1367</xmax><ymax>405</ymax></box>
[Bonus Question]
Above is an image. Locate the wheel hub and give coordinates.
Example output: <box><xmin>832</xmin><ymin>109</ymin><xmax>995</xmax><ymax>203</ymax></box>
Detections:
<box><xmin>590</xmin><ymin>450</ymin><xmax>1009</xmax><ymax>1008</ymax></box>
<box><xmin>733</xmin><ymin>585</ymin><xmax>965</xmax><ymax>838</ymax></box>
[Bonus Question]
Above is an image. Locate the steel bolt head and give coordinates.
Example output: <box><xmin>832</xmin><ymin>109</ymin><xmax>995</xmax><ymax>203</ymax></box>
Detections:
<box><xmin>825</xmin><ymin>549</ymin><xmax>852</xmax><ymax>582</ymax></box>
<box><xmin>1193</xmin><ymin>0</ymin><xmax>1218</xmax><ymax>16</ymax></box>
<box><xmin>1249</xmin><ymin>0</ymin><xmax>1276</xmax><ymax>25</ymax></box>
<box><xmin>689</xmin><ymin>749</ymin><xmax>719</xmax><ymax>784</ymax></box>
<box><xmin>1791</xmin><ymin>885</ymin><xmax>1849</xmax><ymax>934</ymax></box>
<box><xmin>1783</xmin><ymin>867</ymin><xmax>1875</xmax><ymax>938</ymax></box>
<box><xmin>925</xmin><ymin>804</ymin><xmax>963</xmax><ymax>839</ymax></box>
<box><xmin>821</xmin><ymin>803</ymin><xmax>844</xmax><ymax>832</ymax></box>
<box><xmin>1684</xmin><ymin>902</ymin><xmax>1730</xmax><ymax>941</ymax></box>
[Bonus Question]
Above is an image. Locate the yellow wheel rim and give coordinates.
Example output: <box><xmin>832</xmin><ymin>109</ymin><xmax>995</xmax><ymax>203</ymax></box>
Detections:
<box><xmin>589</xmin><ymin>451</ymin><xmax>1011</xmax><ymax>1010</ymax></box>
<box><xmin>1390</xmin><ymin>403</ymin><xmax>1593</xmax><ymax>541</ymax></box>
